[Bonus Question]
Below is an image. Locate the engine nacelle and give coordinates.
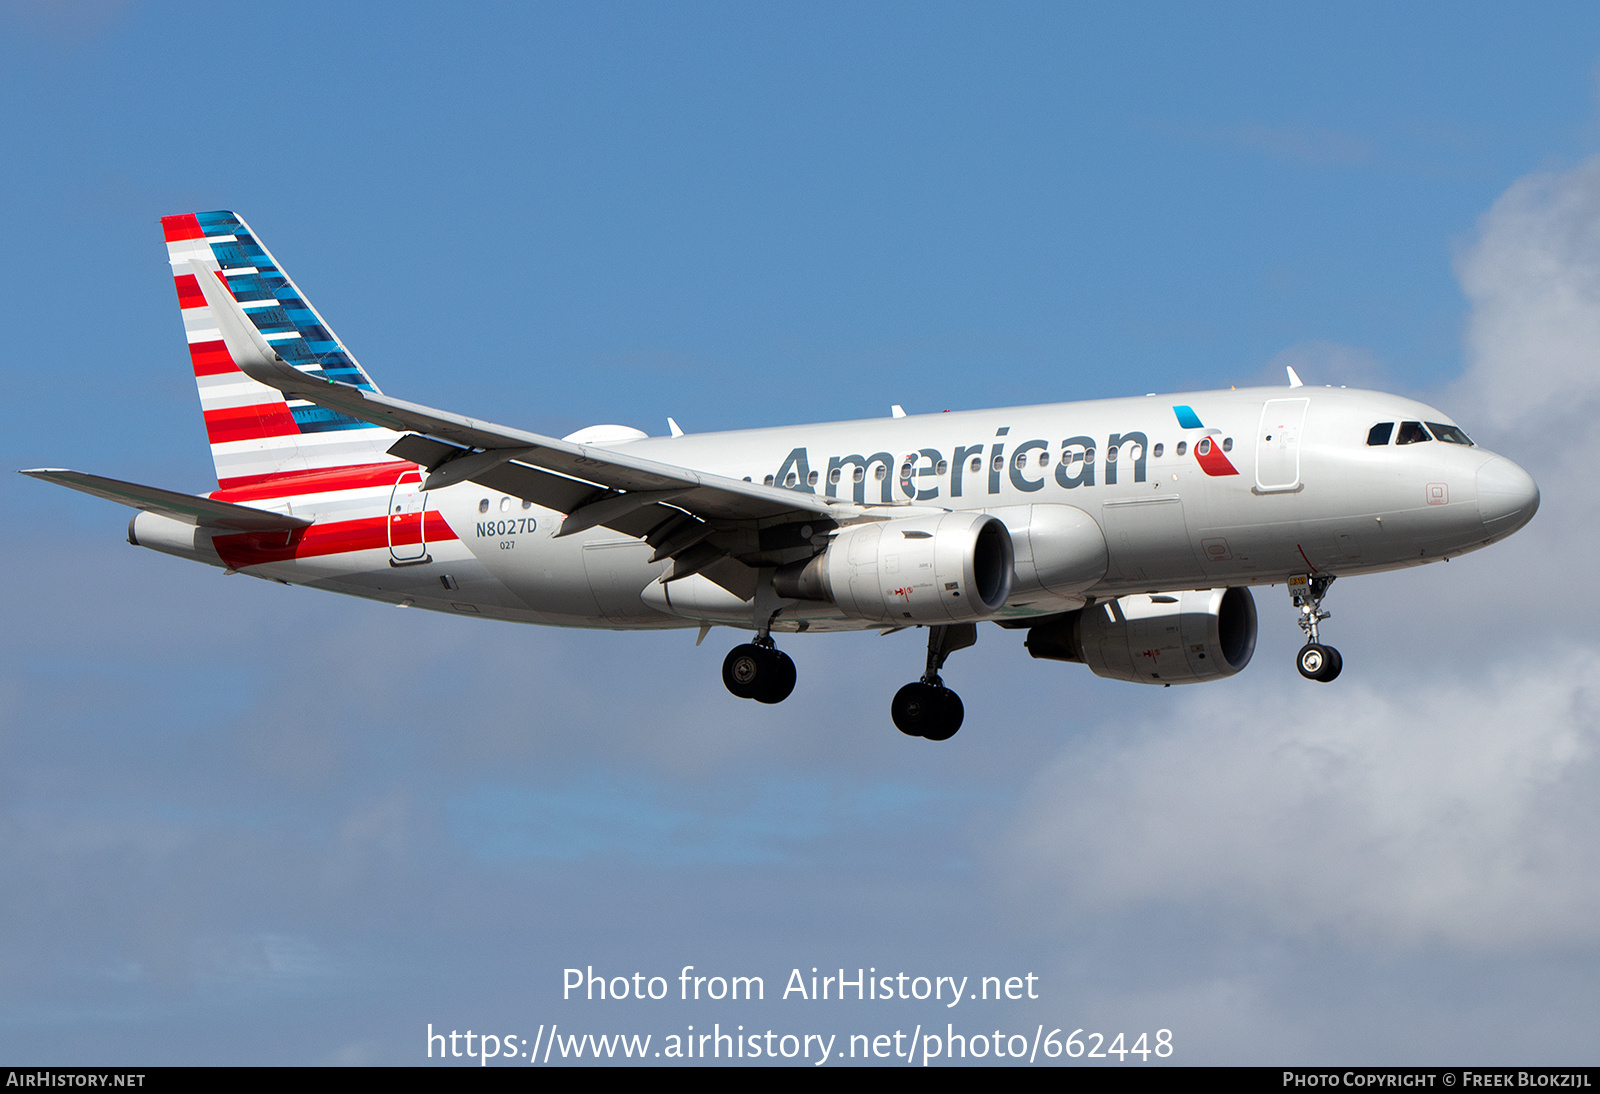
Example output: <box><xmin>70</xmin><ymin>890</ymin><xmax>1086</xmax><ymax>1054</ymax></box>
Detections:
<box><xmin>775</xmin><ymin>512</ymin><xmax>1014</xmax><ymax>624</ymax></box>
<box><xmin>1025</xmin><ymin>587</ymin><xmax>1257</xmax><ymax>685</ymax></box>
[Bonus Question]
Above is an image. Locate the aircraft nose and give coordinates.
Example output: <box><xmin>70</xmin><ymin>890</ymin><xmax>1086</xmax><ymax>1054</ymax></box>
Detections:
<box><xmin>1476</xmin><ymin>456</ymin><xmax>1540</xmax><ymax>537</ymax></box>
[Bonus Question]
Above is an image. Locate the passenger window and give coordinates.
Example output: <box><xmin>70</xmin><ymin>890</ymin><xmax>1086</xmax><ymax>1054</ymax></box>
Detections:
<box><xmin>875</xmin><ymin>464</ymin><xmax>887</xmax><ymax>480</ymax></box>
<box><xmin>992</xmin><ymin>454</ymin><xmax>1004</xmax><ymax>472</ymax></box>
<box><xmin>1222</xmin><ymin>437</ymin><xmax>1232</xmax><ymax>452</ymax></box>
<box><xmin>1426</xmin><ymin>422</ymin><xmax>1474</xmax><ymax>446</ymax></box>
<box><xmin>935</xmin><ymin>460</ymin><xmax>948</xmax><ymax>475</ymax></box>
<box><xmin>1367</xmin><ymin>422</ymin><xmax>1394</xmax><ymax>446</ymax></box>
<box><xmin>807</xmin><ymin>470</ymin><xmax>819</xmax><ymax>486</ymax></box>
<box><xmin>763</xmin><ymin>475</ymin><xmax>775</xmax><ymax>486</ymax></box>
<box><xmin>854</xmin><ymin>467</ymin><xmax>865</xmax><ymax>482</ymax></box>
<box><xmin>500</xmin><ymin>497</ymin><xmax>511</xmax><ymax>512</ymax></box>
<box><xmin>1197</xmin><ymin>438</ymin><xmax>1212</xmax><ymax>455</ymax></box>
<box><xmin>784</xmin><ymin>472</ymin><xmax>797</xmax><ymax>486</ymax></box>
<box><xmin>1152</xmin><ymin>443</ymin><xmax>1164</xmax><ymax>458</ymax></box>
<box><xmin>1396</xmin><ymin>421</ymin><xmax>1432</xmax><ymax>445</ymax></box>
<box><xmin>829</xmin><ymin>468</ymin><xmax>841</xmax><ymax>484</ymax></box>
<box><xmin>521</xmin><ymin>499</ymin><xmax>532</xmax><ymax>509</ymax></box>
<box><xmin>478</xmin><ymin>498</ymin><xmax>490</xmax><ymax>513</ymax></box>
<box><xmin>1176</xmin><ymin>442</ymin><xmax>1187</xmax><ymax>456</ymax></box>
<box><xmin>1038</xmin><ymin>451</ymin><xmax>1050</xmax><ymax>467</ymax></box>
<box><xmin>969</xmin><ymin>456</ymin><xmax>982</xmax><ymax>473</ymax></box>
<box><xmin>1107</xmin><ymin>445</ymin><xmax>1119</xmax><ymax>463</ymax></box>
<box><xmin>900</xmin><ymin>462</ymin><xmax>914</xmax><ymax>479</ymax></box>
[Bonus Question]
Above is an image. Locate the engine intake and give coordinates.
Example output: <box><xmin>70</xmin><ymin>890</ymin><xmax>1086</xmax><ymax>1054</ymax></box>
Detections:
<box><xmin>774</xmin><ymin>512</ymin><xmax>1013</xmax><ymax>624</ymax></box>
<box><xmin>1025</xmin><ymin>587</ymin><xmax>1257</xmax><ymax>684</ymax></box>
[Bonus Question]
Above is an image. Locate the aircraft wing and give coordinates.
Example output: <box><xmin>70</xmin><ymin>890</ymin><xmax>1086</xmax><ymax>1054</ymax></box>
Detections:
<box><xmin>189</xmin><ymin>264</ymin><xmax>866</xmax><ymax>592</ymax></box>
<box><xmin>20</xmin><ymin>469</ymin><xmax>310</xmax><ymax>532</ymax></box>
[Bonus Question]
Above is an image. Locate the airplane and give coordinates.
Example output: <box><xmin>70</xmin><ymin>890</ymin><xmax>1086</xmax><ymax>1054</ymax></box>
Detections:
<box><xmin>23</xmin><ymin>211</ymin><xmax>1541</xmax><ymax>741</ymax></box>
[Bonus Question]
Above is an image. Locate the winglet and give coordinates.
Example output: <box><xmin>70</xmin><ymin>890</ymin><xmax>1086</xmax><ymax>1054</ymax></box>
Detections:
<box><xmin>667</xmin><ymin>417</ymin><xmax>685</xmax><ymax>437</ymax></box>
<box><xmin>186</xmin><ymin>259</ymin><xmax>313</xmax><ymax>394</ymax></box>
<box><xmin>1286</xmin><ymin>366</ymin><xmax>1304</xmax><ymax>388</ymax></box>
<box><xmin>891</xmin><ymin>405</ymin><xmax>907</xmax><ymax>419</ymax></box>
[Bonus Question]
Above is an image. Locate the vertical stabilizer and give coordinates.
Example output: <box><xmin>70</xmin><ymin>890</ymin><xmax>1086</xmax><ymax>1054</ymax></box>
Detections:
<box><xmin>161</xmin><ymin>212</ymin><xmax>403</xmax><ymax>490</ymax></box>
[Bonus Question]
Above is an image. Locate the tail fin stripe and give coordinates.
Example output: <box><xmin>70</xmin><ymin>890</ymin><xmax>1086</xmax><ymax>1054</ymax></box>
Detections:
<box><xmin>187</xmin><ymin>341</ymin><xmax>236</xmax><ymax>376</ymax></box>
<box><xmin>203</xmin><ymin>405</ymin><xmax>302</xmax><ymax>445</ymax></box>
<box><xmin>211</xmin><ymin>460</ymin><xmax>418</xmax><ymax>499</ymax></box>
<box><xmin>174</xmin><ymin>274</ymin><xmax>207</xmax><ymax>310</ymax></box>
<box><xmin>160</xmin><ymin>213</ymin><xmax>205</xmax><ymax>242</ymax></box>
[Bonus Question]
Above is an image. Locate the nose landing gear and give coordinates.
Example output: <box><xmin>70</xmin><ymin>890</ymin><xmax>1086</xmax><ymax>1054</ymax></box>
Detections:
<box><xmin>1290</xmin><ymin>574</ymin><xmax>1342</xmax><ymax>682</ymax></box>
<box><xmin>892</xmin><ymin>623</ymin><xmax>976</xmax><ymax>741</ymax></box>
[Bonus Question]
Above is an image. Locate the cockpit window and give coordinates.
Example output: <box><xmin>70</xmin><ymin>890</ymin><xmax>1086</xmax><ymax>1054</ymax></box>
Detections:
<box><xmin>1426</xmin><ymin>422</ymin><xmax>1473</xmax><ymax>446</ymax></box>
<box><xmin>1367</xmin><ymin>422</ymin><xmax>1394</xmax><ymax>446</ymax></box>
<box><xmin>1395</xmin><ymin>421</ymin><xmax>1432</xmax><ymax>445</ymax></box>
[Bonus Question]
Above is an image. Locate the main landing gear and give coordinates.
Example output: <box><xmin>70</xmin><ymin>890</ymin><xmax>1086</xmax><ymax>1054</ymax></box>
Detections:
<box><xmin>892</xmin><ymin>624</ymin><xmax>975</xmax><ymax>741</ymax></box>
<box><xmin>722</xmin><ymin>637</ymin><xmax>796</xmax><ymax>705</ymax></box>
<box><xmin>1290</xmin><ymin>574</ymin><xmax>1342</xmax><ymax>682</ymax></box>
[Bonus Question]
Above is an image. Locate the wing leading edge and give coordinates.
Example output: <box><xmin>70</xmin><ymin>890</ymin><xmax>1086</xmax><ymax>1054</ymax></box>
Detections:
<box><xmin>186</xmin><ymin>263</ymin><xmax>867</xmax><ymax>592</ymax></box>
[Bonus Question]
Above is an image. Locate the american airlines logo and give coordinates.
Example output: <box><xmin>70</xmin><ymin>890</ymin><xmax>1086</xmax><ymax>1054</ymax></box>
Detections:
<box><xmin>769</xmin><ymin>406</ymin><xmax>1238</xmax><ymax>503</ymax></box>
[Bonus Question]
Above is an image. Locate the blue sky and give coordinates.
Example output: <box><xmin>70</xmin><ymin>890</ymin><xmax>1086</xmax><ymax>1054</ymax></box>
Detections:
<box><xmin>5</xmin><ymin>1</ymin><xmax>1600</xmax><ymax>1065</ymax></box>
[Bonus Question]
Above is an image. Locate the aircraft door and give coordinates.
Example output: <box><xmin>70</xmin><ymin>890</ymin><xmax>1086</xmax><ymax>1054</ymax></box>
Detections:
<box><xmin>388</xmin><ymin>470</ymin><xmax>430</xmax><ymax>564</ymax></box>
<box><xmin>1256</xmin><ymin>398</ymin><xmax>1309</xmax><ymax>492</ymax></box>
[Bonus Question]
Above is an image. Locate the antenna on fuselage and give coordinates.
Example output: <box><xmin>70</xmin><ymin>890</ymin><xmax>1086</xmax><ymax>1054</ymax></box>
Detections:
<box><xmin>1286</xmin><ymin>366</ymin><xmax>1305</xmax><ymax>388</ymax></box>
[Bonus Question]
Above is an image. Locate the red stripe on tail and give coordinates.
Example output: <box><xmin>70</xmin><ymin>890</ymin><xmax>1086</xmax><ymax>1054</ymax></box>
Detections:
<box><xmin>173</xmin><ymin>273</ymin><xmax>206</xmax><ymax>310</ymax></box>
<box><xmin>212</xmin><ymin>461</ymin><xmax>418</xmax><ymax>500</ymax></box>
<box><xmin>161</xmin><ymin>214</ymin><xmax>205</xmax><ymax>242</ymax></box>
<box><xmin>188</xmin><ymin>339</ymin><xmax>238</xmax><ymax>377</ymax></box>
<box><xmin>203</xmin><ymin>403</ymin><xmax>302</xmax><ymax>445</ymax></box>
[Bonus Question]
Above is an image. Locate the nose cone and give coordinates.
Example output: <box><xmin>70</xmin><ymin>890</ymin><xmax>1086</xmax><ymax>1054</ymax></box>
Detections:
<box><xmin>1477</xmin><ymin>456</ymin><xmax>1540</xmax><ymax>538</ymax></box>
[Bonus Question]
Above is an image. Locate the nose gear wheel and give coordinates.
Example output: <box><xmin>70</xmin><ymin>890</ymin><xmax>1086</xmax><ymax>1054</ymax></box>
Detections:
<box><xmin>1296</xmin><ymin>642</ymin><xmax>1342</xmax><ymax>682</ymax></box>
<box><xmin>1289</xmin><ymin>574</ymin><xmax>1341</xmax><ymax>683</ymax></box>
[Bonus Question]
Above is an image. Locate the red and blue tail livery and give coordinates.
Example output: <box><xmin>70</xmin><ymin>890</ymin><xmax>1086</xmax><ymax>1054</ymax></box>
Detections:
<box><xmin>162</xmin><ymin>211</ymin><xmax>402</xmax><ymax>490</ymax></box>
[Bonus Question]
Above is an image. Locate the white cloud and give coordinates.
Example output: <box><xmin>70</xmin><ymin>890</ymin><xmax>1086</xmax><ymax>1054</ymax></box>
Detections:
<box><xmin>1006</xmin><ymin>651</ymin><xmax>1600</xmax><ymax>950</ymax></box>
<box><xmin>1454</xmin><ymin>154</ymin><xmax>1600</xmax><ymax>433</ymax></box>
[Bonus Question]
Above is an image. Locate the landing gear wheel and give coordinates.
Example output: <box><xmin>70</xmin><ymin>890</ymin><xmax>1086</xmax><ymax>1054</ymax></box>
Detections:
<box><xmin>921</xmin><ymin>689</ymin><xmax>964</xmax><ymax>741</ymax></box>
<box><xmin>723</xmin><ymin>644</ymin><xmax>766</xmax><ymax>700</ymax></box>
<box><xmin>1297</xmin><ymin>643</ymin><xmax>1342</xmax><ymax>682</ymax></box>
<box><xmin>722</xmin><ymin>644</ymin><xmax>796</xmax><ymax>703</ymax></box>
<box><xmin>754</xmin><ymin>649</ymin><xmax>796</xmax><ymax>705</ymax></box>
<box><xmin>891</xmin><ymin>682</ymin><xmax>964</xmax><ymax>740</ymax></box>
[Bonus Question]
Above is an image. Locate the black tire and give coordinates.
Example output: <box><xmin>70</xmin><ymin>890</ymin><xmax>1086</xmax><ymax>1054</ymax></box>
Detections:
<box><xmin>921</xmin><ymin>689</ymin><xmax>964</xmax><ymax>741</ymax></box>
<box><xmin>723</xmin><ymin>644</ymin><xmax>769</xmax><ymax>700</ymax></box>
<box><xmin>755</xmin><ymin>649</ymin><xmax>797</xmax><ymax>704</ymax></box>
<box><xmin>891</xmin><ymin>682</ymin><xmax>962</xmax><ymax>740</ymax></box>
<box><xmin>1297</xmin><ymin>643</ymin><xmax>1340</xmax><ymax>682</ymax></box>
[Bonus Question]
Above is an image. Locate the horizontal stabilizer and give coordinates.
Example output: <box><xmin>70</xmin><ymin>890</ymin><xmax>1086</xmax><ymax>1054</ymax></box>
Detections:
<box><xmin>20</xmin><ymin>469</ymin><xmax>311</xmax><ymax>531</ymax></box>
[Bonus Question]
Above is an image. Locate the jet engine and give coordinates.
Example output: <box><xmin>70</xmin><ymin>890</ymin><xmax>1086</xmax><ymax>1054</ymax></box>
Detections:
<box><xmin>774</xmin><ymin>512</ymin><xmax>1014</xmax><ymax>624</ymax></box>
<box><xmin>1025</xmin><ymin>587</ymin><xmax>1257</xmax><ymax>684</ymax></box>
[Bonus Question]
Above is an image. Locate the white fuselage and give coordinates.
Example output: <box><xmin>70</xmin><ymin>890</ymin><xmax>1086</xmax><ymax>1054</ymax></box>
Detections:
<box><xmin>132</xmin><ymin>385</ymin><xmax>1537</xmax><ymax>633</ymax></box>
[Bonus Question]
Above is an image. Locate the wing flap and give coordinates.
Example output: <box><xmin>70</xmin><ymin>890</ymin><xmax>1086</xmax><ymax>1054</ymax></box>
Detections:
<box><xmin>21</xmin><ymin>469</ymin><xmax>311</xmax><ymax>532</ymax></box>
